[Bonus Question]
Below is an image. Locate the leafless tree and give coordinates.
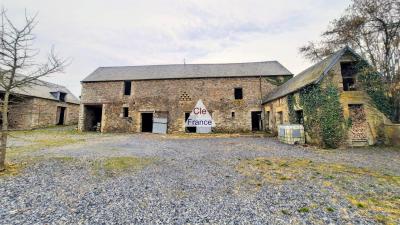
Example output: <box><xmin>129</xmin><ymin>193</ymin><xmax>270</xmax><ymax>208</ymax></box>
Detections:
<box><xmin>299</xmin><ymin>0</ymin><xmax>400</xmax><ymax>122</ymax></box>
<box><xmin>0</xmin><ymin>8</ymin><xmax>67</xmax><ymax>171</ymax></box>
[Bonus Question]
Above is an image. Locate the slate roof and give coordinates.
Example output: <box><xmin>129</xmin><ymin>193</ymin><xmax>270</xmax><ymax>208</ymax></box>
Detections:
<box><xmin>263</xmin><ymin>46</ymin><xmax>357</xmax><ymax>104</ymax></box>
<box><xmin>0</xmin><ymin>76</ymin><xmax>79</xmax><ymax>104</ymax></box>
<box><xmin>82</xmin><ymin>61</ymin><xmax>293</xmax><ymax>82</ymax></box>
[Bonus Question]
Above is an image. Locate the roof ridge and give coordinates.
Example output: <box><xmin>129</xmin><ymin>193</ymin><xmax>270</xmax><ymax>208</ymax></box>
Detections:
<box><xmin>98</xmin><ymin>61</ymin><xmax>280</xmax><ymax>69</ymax></box>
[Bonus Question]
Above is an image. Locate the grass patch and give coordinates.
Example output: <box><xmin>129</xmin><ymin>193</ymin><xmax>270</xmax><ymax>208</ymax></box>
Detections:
<box><xmin>236</xmin><ymin>157</ymin><xmax>400</xmax><ymax>224</ymax></box>
<box><xmin>326</xmin><ymin>207</ymin><xmax>335</xmax><ymax>212</ymax></box>
<box><xmin>7</xmin><ymin>138</ymin><xmax>83</xmax><ymax>159</ymax></box>
<box><xmin>0</xmin><ymin>163</ymin><xmax>24</xmax><ymax>177</ymax></box>
<box><xmin>298</xmin><ymin>207</ymin><xmax>310</xmax><ymax>213</ymax></box>
<box><xmin>91</xmin><ymin>156</ymin><xmax>156</xmax><ymax>177</ymax></box>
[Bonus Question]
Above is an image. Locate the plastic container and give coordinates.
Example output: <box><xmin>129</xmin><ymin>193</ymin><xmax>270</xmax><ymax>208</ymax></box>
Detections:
<box><xmin>278</xmin><ymin>124</ymin><xmax>305</xmax><ymax>145</ymax></box>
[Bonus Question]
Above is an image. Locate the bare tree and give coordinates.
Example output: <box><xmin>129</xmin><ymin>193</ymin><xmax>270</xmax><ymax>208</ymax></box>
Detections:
<box><xmin>299</xmin><ymin>0</ymin><xmax>400</xmax><ymax>122</ymax></box>
<box><xmin>0</xmin><ymin>8</ymin><xmax>67</xmax><ymax>171</ymax></box>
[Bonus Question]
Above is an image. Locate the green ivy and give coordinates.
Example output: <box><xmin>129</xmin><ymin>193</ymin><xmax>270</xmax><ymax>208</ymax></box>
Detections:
<box><xmin>287</xmin><ymin>94</ymin><xmax>296</xmax><ymax>123</ymax></box>
<box><xmin>356</xmin><ymin>61</ymin><xmax>394</xmax><ymax>120</ymax></box>
<box><xmin>299</xmin><ymin>84</ymin><xmax>346</xmax><ymax>148</ymax></box>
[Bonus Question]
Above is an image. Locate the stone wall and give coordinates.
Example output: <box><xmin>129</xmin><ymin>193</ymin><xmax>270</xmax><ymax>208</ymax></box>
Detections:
<box><xmin>8</xmin><ymin>97</ymin><xmax>35</xmax><ymax>130</ymax></box>
<box><xmin>80</xmin><ymin>76</ymin><xmax>286</xmax><ymax>133</ymax></box>
<box><xmin>7</xmin><ymin>96</ymin><xmax>79</xmax><ymax>130</ymax></box>
<box><xmin>384</xmin><ymin>124</ymin><xmax>400</xmax><ymax>146</ymax></box>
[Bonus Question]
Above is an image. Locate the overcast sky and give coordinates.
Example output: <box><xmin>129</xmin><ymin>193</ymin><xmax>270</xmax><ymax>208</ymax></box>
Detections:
<box><xmin>3</xmin><ymin>0</ymin><xmax>350</xmax><ymax>97</ymax></box>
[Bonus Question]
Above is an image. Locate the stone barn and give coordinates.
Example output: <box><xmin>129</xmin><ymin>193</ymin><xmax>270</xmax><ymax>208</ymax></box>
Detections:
<box><xmin>263</xmin><ymin>46</ymin><xmax>394</xmax><ymax>147</ymax></box>
<box><xmin>0</xmin><ymin>79</ymin><xmax>80</xmax><ymax>130</ymax></box>
<box><xmin>79</xmin><ymin>61</ymin><xmax>292</xmax><ymax>133</ymax></box>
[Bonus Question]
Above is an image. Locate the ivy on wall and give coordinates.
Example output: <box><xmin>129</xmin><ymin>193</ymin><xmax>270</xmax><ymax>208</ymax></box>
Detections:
<box><xmin>287</xmin><ymin>94</ymin><xmax>296</xmax><ymax>123</ymax></box>
<box><xmin>299</xmin><ymin>83</ymin><xmax>346</xmax><ymax>148</ymax></box>
<box><xmin>356</xmin><ymin>61</ymin><xmax>394</xmax><ymax>120</ymax></box>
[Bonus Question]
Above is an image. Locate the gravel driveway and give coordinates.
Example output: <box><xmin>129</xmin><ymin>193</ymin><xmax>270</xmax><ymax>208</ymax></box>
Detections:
<box><xmin>1</xmin><ymin>129</ymin><xmax>399</xmax><ymax>224</ymax></box>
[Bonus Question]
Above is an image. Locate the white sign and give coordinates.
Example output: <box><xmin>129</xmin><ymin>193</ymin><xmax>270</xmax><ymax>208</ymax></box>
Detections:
<box><xmin>185</xmin><ymin>99</ymin><xmax>215</xmax><ymax>128</ymax></box>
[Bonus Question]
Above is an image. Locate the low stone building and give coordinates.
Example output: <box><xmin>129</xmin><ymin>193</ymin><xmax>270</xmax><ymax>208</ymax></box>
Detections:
<box><xmin>0</xmin><ymin>79</ymin><xmax>80</xmax><ymax>130</ymax></box>
<box><xmin>263</xmin><ymin>46</ymin><xmax>394</xmax><ymax>147</ymax></box>
<box><xmin>79</xmin><ymin>61</ymin><xmax>292</xmax><ymax>133</ymax></box>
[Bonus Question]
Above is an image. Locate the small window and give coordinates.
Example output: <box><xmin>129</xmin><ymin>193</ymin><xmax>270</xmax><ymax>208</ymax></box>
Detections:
<box><xmin>234</xmin><ymin>88</ymin><xmax>243</xmax><ymax>99</ymax></box>
<box><xmin>124</xmin><ymin>81</ymin><xmax>132</xmax><ymax>95</ymax></box>
<box><xmin>231</xmin><ymin>112</ymin><xmax>235</xmax><ymax>118</ymax></box>
<box><xmin>123</xmin><ymin>107</ymin><xmax>129</xmax><ymax>118</ymax></box>
<box><xmin>266</xmin><ymin>111</ymin><xmax>270</xmax><ymax>126</ymax></box>
<box><xmin>59</xmin><ymin>92</ymin><xmax>66</xmax><ymax>102</ymax></box>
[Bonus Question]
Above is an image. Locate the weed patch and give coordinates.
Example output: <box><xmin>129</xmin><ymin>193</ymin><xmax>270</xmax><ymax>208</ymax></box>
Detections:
<box><xmin>91</xmin><ymin>156</ymin><xmax>156</xmax><ymax>177</ymax></box>
<box><xmin>298</xmin><ymin>207</ymin><xmax>310</xmax><ymax>213</ymax></box>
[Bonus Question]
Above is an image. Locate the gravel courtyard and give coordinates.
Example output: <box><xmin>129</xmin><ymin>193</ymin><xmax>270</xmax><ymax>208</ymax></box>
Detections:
<box><xmin>1</xmin><ymin>127</ymin><xmax>399</xmax><ymax>224</ymax></box>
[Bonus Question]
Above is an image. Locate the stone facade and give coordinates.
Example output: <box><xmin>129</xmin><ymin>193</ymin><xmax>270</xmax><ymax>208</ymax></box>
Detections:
<box><xmin>263</xmin><ymin>53</ymin><xmax>392</xmax><ymax>146</ymax></box>
<box><xmin>6</xmin><ymin>96</ymin><xmax>79</xmax><ymax>130</ymax></box>
<box><xmin>79</xmin><ymin>76</ymin><xmax>290</xmax><ymax>133</ymax></box>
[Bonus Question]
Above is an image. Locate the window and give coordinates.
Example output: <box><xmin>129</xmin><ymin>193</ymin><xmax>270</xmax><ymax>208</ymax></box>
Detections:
<box><xmin>59</xmin><ymin>92</ymin><xmax>66</xmax><ymax>102</ymax></box>
<box><xmin>295</xmin><ymin>110</ymin><xmax>304</xmax><ymax>124</ymax></box>
<box><xmin>124</xmin><ymin>81</ymin><xmax>132</xmax><ymax>95</ymax></box>
<box><xmin>123</xmin><ymin>107</ymin><xmax>129</xmax><ymax>118</ymax></box>
<box><xmin>231</xmin><ymin>112</ymin><xmax>235</xmax><ymax>118</ymax></box>
<box><xmin>266</xmin><ymin>111</ymin><xmax>270</xmax><ymax>127</ymax></box>
<box><xmin>234</xmin><ymin>88</ymin><xmax>243</xmax><ymax>99</ymax></box>
<box><xmin>341</xmin><ymin>62</ymin><xmax>358</xmax><ymax>91</ymax></box>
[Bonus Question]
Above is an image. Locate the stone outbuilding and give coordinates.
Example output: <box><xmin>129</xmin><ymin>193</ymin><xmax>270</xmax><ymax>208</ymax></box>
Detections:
<box><xmin>263</xmin><ymin>46</ymin><xmax>394</xmax><ymax>146</ymax></box>
<box><xmin>0</xmin><ymin>79</ymin><xmax>80</xmax><ymax>130</ymax></box>
<box><xmin>79</xmin><ymin>61</ymin><xmax>292</xmax><ymax>133</ymax></box>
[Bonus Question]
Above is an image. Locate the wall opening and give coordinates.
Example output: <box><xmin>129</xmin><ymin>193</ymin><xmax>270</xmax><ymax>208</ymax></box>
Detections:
<box><xmin>141</xmin><ymin>113</ymin><xmax>153</xmax><ymax>132</ymax></box>
<box><xmin>124</xmin><ymin>81</ymin><xmax>132</xmax><ymax>95</ymax></box>
<box><xmin>341</xmin><ymin>62</ymin><xmax>358</xmax><ymax>91</ymax></box>
<box><xmin>185</xmin><ymin>112</ymin><xmax>196</xmax><ymax>133</ymax></box>
<box><xmin>295</xmin><ymin>110</ymin><xmax>304</xmax><ymax>124</ymax></box>
<box><xmin>348</xmin><ymin>104</ymin><xmax>368</xmax><ymax>145</ymax></box>
<box><xmin>57</xmin><ymin>106</ymin><xmax>66</xmax><ymax>125</ymax></box>
<box><xmin>234</xmin><ymin>88</ymin><xmax>243</xmax><ymax>99</ymax></box>
<box><xmin>123</xmin><ymin>107</ymin><xmax>129</xmax><ymax>118</ymax></box>
<box><xmin>251</xmin><ymin>111</ymin><xmax>262</xmax><ymax>131</ymax></box>
<box><xmin>84</xmin><ymin>105</ymin><xmax>103</xmax><ymax>131</ymax></box>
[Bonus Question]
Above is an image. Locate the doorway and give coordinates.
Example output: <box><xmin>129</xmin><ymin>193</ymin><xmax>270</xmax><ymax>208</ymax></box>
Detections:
<box><xmin>251</xmin><ymin>111</ymin><xmax>262</xmax><ymax>131</ymax></box>
<box><xmin>185</xmin><ymin>112</ymin><xmax>196</xmax><ymax>133</ymax></box>
<box><xmin>57</xmin><ymin>107</ymin><xmax>66</xmax><ymax>125</ymax></box>
<box><xmin>84</xmin><ymin>105</ymin><xmax>102</xmax><ymax>131</ymax></box>
<box><xmin>349</xmin><ymin>104</ymin><xmax>368</xmax><ymax>144</ymax></box>
<box><xmin>141</xmin><ymin>113</ymin><xmax>153</xmax><ymax>132</ymax></box>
